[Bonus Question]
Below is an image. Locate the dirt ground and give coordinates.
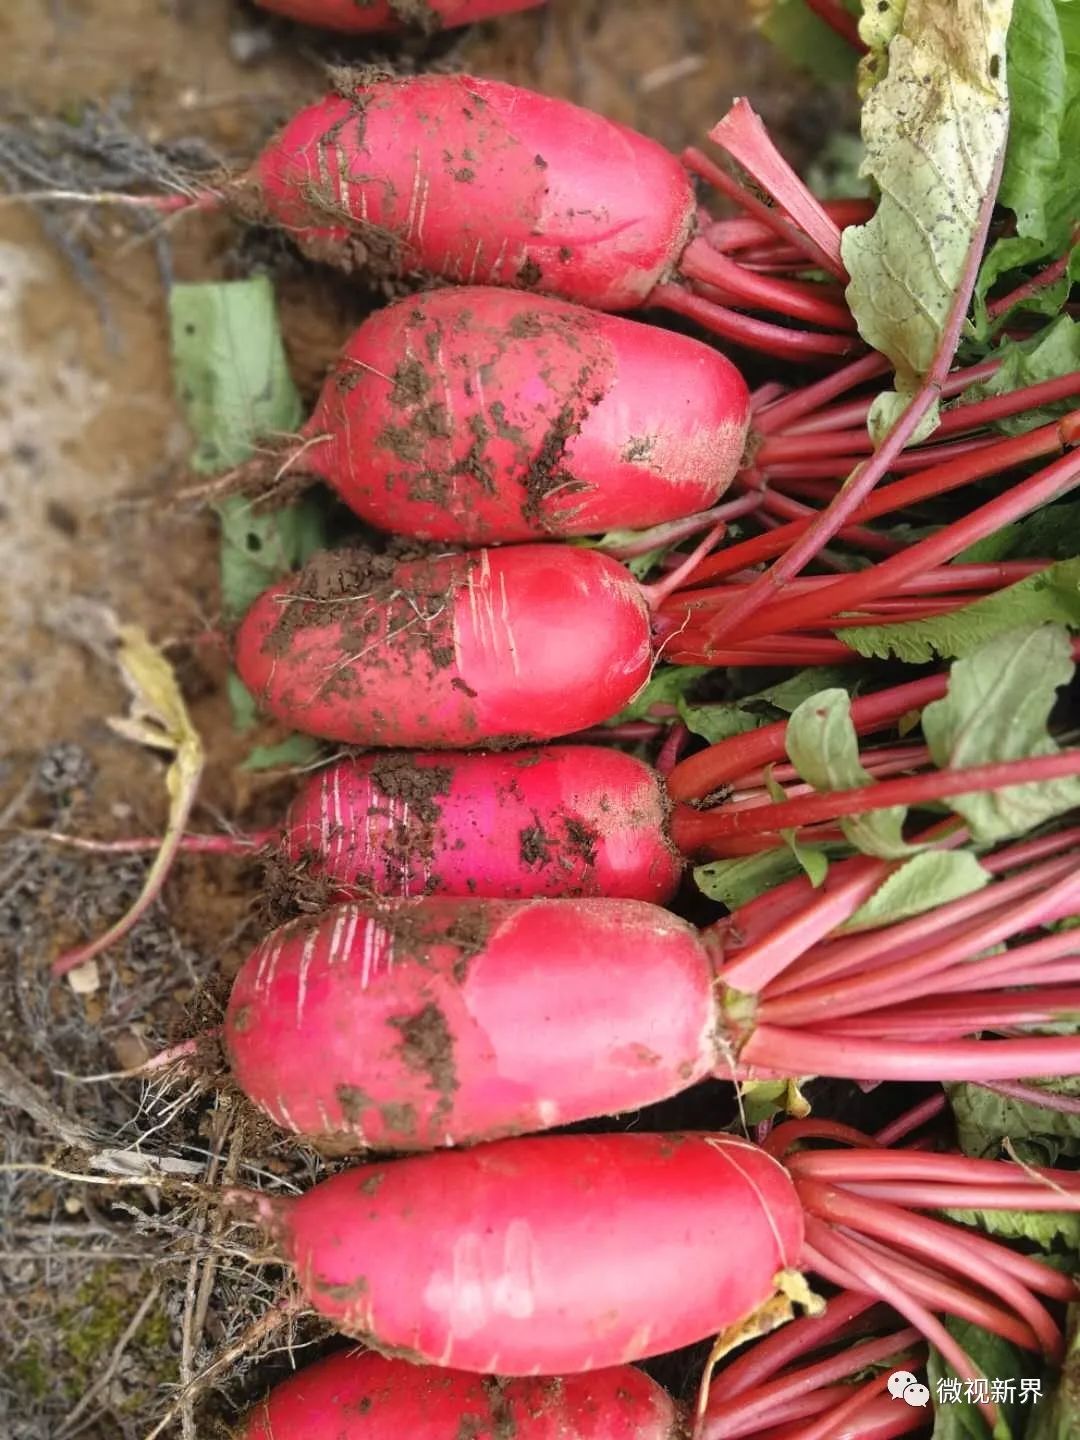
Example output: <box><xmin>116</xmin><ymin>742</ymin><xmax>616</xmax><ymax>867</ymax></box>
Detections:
<box><xmin>0</xmin><ymin>3</ymin><xmax>848</xmax><ymax>1435</ymax></box>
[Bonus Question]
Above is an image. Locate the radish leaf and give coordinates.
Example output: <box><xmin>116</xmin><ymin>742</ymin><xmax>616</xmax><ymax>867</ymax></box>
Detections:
<box><xmin>757</xmin><ymin>0</ymin><xmax>860</xmax><ymax>84</ymax></box>
<box><xmin>678</xmin><ymin>665</ymin><xmax>857</xmax><ymax>743</ymax></box>
<box><xmin>842</xmin><ymin>0</ymin><xmax>1011</xmax><ymax>439</ymax></box>
<box><xmin>607</xmin><ymin>665</ymin><xmax>710</xmax><ymax>725</ymax></box>
<box><xmin>920</xmin><ymin>624</ymin><xmax>1080</xmax><ymax>841</ymax></box>
<box><xmin>998</xmin><ymin>0</ymin><xmax>1073</xmax><ymax>245</ymax></box>
<box><xmin>838</xmin><ymin>557</ymin><xmax>1080</xmax><ymax>661</ymax></box>
<box><xmin>785</xmin><ymin>687</ymin><xmax>920</xmax><ymax>857</ymax></box>
<box><xmin>960</xmin><ymin>314</ymin><xmax>1080</xmax><ymax>434</ymax></box>
<box><xmin>169</xmin><ymin>279</ymin><xmax>328</xmax><ymax>624</ymax></box>
<box><xmin>948</xmin><ymin>1077</ymin><xmax>1080</xmax><ymax>1164</ymax></box>
<box><xmin>695</xmin><ymin>845</ymin><xmax>846</xmax><ymax>908</ymax></box>
<box><xmin>839</xmin><ymin>849</ymin><xmax>990</xmax><ymax>932</ymax></box>
<box><xmin>927</xmin><ymin>1318</ymin><xmax>1038</xmax><ymax>1438</ymax></box>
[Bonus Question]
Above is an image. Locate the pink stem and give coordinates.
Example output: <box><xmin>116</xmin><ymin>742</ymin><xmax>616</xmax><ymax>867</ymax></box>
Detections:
<box><xmin>667</xmin><ymin>672</ymin><xmax>952</xmax><ymax>801</ymax></box>
<box><xmin>780</xmin><ymin>359</ymin><xmax>1002</xmax><ymax>437</ymax></box>
<box><xmin>685</xmin><ymin>749</ymin><xmax>1080</xmax><ymax>846</ymax></box>
<box><xmin>707</xmin><ymin>101</ymin><xmax>848</xmax><ymax>280</ymax></box>
<box><xmin>874</xmin><ymin>1093</ymin><xmax>946</xmax><ymax>1147</ymax></box>
<box><xmin>680</xmin><ymin>239</ymin><xmax>857</xmax><ymax>330</ymax></box>
<box><xmin>652</xmin><ymin>284</ymin><xmax>858</xmax><ymax>360</ymax></box>
<box><xmin>597</xmin><ymin>495</ymin><xmax>762</xmax><ymax>559</ymax></box>
<box><xmin>701</xmin><ymin>140</ymin><xmax>1007</xmax><ymax>643</ymax></box>
<box><xmin>755</xmin><ymin>354</ymin><xmax>891</xmax><ymax>435</ymax></box>
<box><xmin>718</xmin><ymin>1292</ymin><xmax>883</xmax><ymax>1401</ymax></box>
<box><xmin>683</xmin><ymin>147</ymin><xmax>847</xmax><ymax>283</ymax></box>
<box><xmin>765</xmin><ymin>854</ymin><xmax>1079</xmax><ymax>1000</ymax></box>
<box><xmin>758</xmin><ymin>369</ymin><xmax>1080</xmax><ymax>462</ymax></box>
<box><xmin>655</xmin><ymin>723</ymin><xmax>689</xmax><ymax>778</ymax></box>
<box><xmin>740</xmin><ymin>1026</ymin><xmax>1080</xmax><ymax>1082</ymax></box>
<box><xmin>703</xmin><ymin>1330</ymin><xmax>923</xmax><ymax>1436</ymax></box>
<box><xmin>713</xmin><ymin>865</ymin><xmax>888</xmax><ymax>996</ymax></box>
<box><xmin>716</xmin><ymin>432</ymin><xmax>1080</xmax><ymax>649</ymax></box>
<box><xmin>801</xmin><ymin>1224</ymin><xmax>997</xmax><ymax>1428</ymax></box>
<box><xmin>640</xmin><ymin>523</ymin><xmax>728</xmax><ymax>607</ymax></box>
<box><xmin>974</xmin><ymin>1078</ymin><xmax>1080</xmax><ymax>1116</ymax></box>
<box><xmin>764</xmin><ymin>868</ymin><xmax>1080</xmax><ymax>1025</ymax></box>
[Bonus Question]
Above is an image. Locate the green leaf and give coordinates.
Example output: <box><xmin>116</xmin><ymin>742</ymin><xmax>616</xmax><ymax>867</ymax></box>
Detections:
<box><xmin>169</xmin><ymin>277</ymin><xmax>302</xmax><ymax>475</ymax></box>
<box><xmin>608</xmin><ymin>666</ymin><xmax>710</xmax><ymax>725</ymax></box>
<box><xmin>241</xmin><ymin>734</ymin><xmax>325</xmax><ymax>772</ymax></box>
<box><xmin>927</xmin><ymin>1318</ymin><xmax>1042</xmax><ymax>1439</ymax></box>
<box><xmin>920</xmin><ymin>624</ymin><xmax>1080</xmax><ymax>841</ymax></box>
<box><xmin>948</xmin><ymin>1077</ymin><xmax>1080</xmax><ymax>1165</ymax></box>
<box><xmin>805</xmin><ymin>131</ymin><xmax>872</xmax><ymax>200</ymax></box>
<box><xmin>960</xmin><ymin>315</ymin><xmax>1080</xmax><ymax>434</ymax></box>
<box><xmin>759</xmin><ymin>0</ymin><xmax>861</xmax><ymax>84</ymax></box>
<box><xmin>694</xmin><ymin>848</ymin><xmax>823</xmax><ymax>908</ymax></box>
<box><xmin>839</xmin><ymin>849</ymin><xmax>990</xmax><ymax>931</ymax></box>
<box><xmin>225</xmin><ymin>672</ymin><xmax>259</xmax><ymax>734</ymax></box>
<box><xmin>678</xmin><ymin>666</ymin><xmax>858</xmax><ymax>744</ymax></box>
<box><xmin>943</xmin><ymin>1204</ymin><xmax>1080</xmax><ymax>1254</ymax></box>
<box><xmin>838</xmin><ymin>558</ymin><xmax>1080</xmax><ymax>662</ymax></box>
<box><xmin>761</xmin><ymin>765</ymin><xmax>831</xmax><ymax>888</ymax></box>
<box><xmin>168</xmin><ymin>278</ymin><xmax>329</xmax><ymax>732</ymax></box>
<box><xmin>216</xmin><ymin>493</ymin><xmax>330</xmax><ymax>623</ymax></box>
<box><xmin>785</xmin><ymin>688</ymin><xmax>920</xmax><ymax>858</ymax></box>
<box><xmin>842</xmin><ymin>0</ymin><xmax>1012</xmax><ymax>435</ymax></box>
<box><xmin>986</xmin><ymin>501</ymin><xmax>1080</xmax><ymax>562</ymax></box>
<box><xmin>738</xmin><ymin>1077</ymin><xmax>812</xmax><ymax>1127</ymax></box>
<box><xmin>1028</xmin><ymin>1309</ymin><xmax>1080</xmax><ymax>1440</ymax></box>
<box><xmin>999</xmin><ymin>0</ymin><xmax>1069</xmax><ymax>243</ymax></box>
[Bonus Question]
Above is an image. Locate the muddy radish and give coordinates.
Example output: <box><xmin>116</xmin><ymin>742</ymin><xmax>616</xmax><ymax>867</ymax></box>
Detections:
<box><xmin>234</xmin><ymin>545</ymin><xmax>654</xmax><ymax>747</ymax></box>
<box><xmin>229</xmin><ymin>1126</ymin><xmax>1077</xmax><ymax>1390</ymax></box>
<box><xmin>281</xmin><ymin>286</ymin><xmax>750</xmax><ymax>544</ymax></box>
<box><xmin>224</xmin><ymin>866</ymin><xmax>1080</xmax><ymax>1151</ymax></box>
<box><xmin>253</xmin><ymin>0</ymin><xmax>545</xmax><ymax>32</ymax></box>
<box><xmin>281</xmin><ymin>746</ymin><xmax>682</xmax><ymax>904</ymax></box>
<box><xmin>239</xmin><ymin>1348</ymin><xmax>679</xmax><ymax>1439</ymax></box>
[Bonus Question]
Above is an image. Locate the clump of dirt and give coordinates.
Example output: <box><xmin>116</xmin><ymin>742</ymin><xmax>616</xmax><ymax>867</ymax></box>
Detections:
<box><xmin>389</xmin><ymin>0</ymin><xmax>443</xmax><ymax>32</ymax></box>
<box><xmin>519</xmin><ymin>822</ymin><xmax>553</xmax><ymax>867</ymax></box>
<box><xmin>369</xmin><ymin>753</ymin><xmax>452</xmax><ymax>823</ymax></box>
<box><xmin>388</xmin><ymin>1001</ymin><xmax>459</xmax><ymax>1110</ymax></box>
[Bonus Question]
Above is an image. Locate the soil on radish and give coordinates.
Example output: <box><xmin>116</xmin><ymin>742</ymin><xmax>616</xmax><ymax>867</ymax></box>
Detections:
<box><xmin>0</xmin><ymin>0</ymin><xmax>854</xmax><ymax>1434</ymax></box>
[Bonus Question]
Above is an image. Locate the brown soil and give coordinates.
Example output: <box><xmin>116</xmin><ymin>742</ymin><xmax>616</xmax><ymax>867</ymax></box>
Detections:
<box><xmin>0</xmin><ymin>2</ymin><xmax>841</xmax><ymax>1435</ymax></box>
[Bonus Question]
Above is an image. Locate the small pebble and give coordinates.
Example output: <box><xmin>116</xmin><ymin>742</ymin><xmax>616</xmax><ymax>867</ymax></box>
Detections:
<box><xmin>229</xmin><ymin>27</ymin><xmax>275</xmax><ymax>66</ymax></box>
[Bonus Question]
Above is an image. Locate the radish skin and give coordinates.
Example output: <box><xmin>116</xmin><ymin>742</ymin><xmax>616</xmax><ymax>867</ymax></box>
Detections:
<box><xmin>243</xmin><ymin>75</ymin><xmax>696</xmax><ymax>310</ymax></box>
<box><xmin>225</xmin><ymin>898</ymin><xmax>715</xmax><ymax>1149</ymax></box>
<box><xmin>299</xmin><ymin>287</ymin><xmax>750</xmax><ymax>543</ymax></box>
<box><xmin>254</xmin><ymin>0</ymin><xmax>545</xmax><ymax>32</ymax></box>
<box><xmin>234</xmin><ymin>546</ymin><xmax>653</xmax><ymax>747</ymax></box>
<box><xmin>239</xmin><ymin>1347</ymin><xmax>680</xmax><ymax>1439</ymax></box>
<box><xmin>262</xmin><ymin>1131</ymin><xmax>803</xmax><ymax>1373</ymax></box>
<box><xmin>283</xmin><ymin>746</ymin><xmax>683</xmax><ymax>903</ymax></box>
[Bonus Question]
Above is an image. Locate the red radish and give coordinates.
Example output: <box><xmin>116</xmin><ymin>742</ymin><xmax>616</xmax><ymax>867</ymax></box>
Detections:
<box><xmin>246</xmin><ymin>1131</ymin><xmax>803</xmax><ymax>1373</ymax></box>
<box><xmin>239</xmin><ymin>1348</ymin><xmax>679</xmax><ymax>1440</ymax></box>
<box><xmin>281</xmin><ymin>746</ymin><xmax>682</xmax><ymax>904</ymax></box>
<box><xmin>286</xmin><ymin>287</ymin><xmax>750</xmax><ymax>544</ymax></box>
<box><xmin>243</xmin><ymin>74</ymin><xmax>697</xmax><ymax>313</ymax></box>
<box><xmin>139</xmin><ymin>79</ymin><xmax>858</xmax><ymax>358</ymax></box>
<box><xmin>225</xmin><ymin>898</ymin><xmax>714</xmax><ymax>1148</ymax></box>
<box><xmin>234</xmin><ymin>545</ymin><xmax>654</xmax><ymax>748</ymax></box>
<box><xmin>224</xmin><ymin>842</ymin><xmax>1080</xmax><ymax>1151</ymax></box>
<box><xmin>230</xmin><ymin>1125</ymin><xmax>1077</xmax><ymax>1395</ymax></box>
<box><xmin>254</xmin><ymin>0</ymin><xmax>545</xmax><ymax>32</ymax></box>
<box><xmin>234</xmin><ymin>528</ymin><xmax>1066</xmax><ymax>748</ymax></box>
